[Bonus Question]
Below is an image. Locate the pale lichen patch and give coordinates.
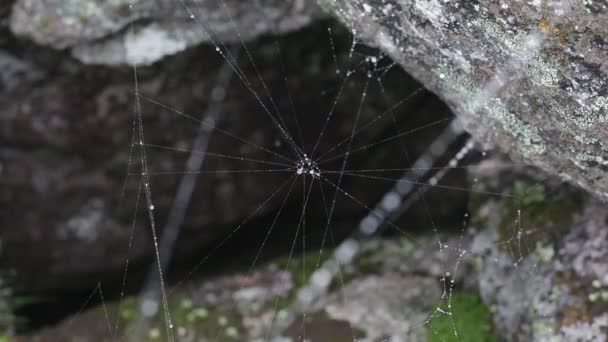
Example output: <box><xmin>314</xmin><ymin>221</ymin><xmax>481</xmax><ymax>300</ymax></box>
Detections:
<box><xmin>526</xmin><ymin>54</ymin><xmax>561</xmax><ymax>87</ymax></box>
<box><xmin>413</xmin><ymin>0</ymin><xmax>445</xmax><ymax>28</ymax></box>
<box><xmin>434</xmin><ymin>65</ymin><xmax>547</xmax><ymax>157</ymax></box>
<box><xmin>574</xmin><ymin>153</ymin><xmax>608</xmax><ymax>169</ymax></box>
<box><xmin>473</xmin><ymin>19</ymin><xmax>562</xmax><ymax>87</ymax></box>
<box><xmin>125</xmin><ymin>24</ymin><xmax>191</xmax><ymax>65</ymax></box>
<box><xmin>549</xmin><ymin>96</ymin><xmax>608</xmax><ymax>132</ymax></box>
<box><xmin>593</xmin><ymin>96</ymin><xmax>608</xmax><ymax>122</ymax></box>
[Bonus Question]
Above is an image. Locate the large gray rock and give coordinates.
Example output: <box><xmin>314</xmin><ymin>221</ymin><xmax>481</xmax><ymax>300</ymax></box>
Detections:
<box><xmin>312</xmin><ymin>275</ymin><xmax>439</xmax><ymax>342</ymax></box>
<box><xmin>470</xmin><ymin>160</ymin><xmax>608</xmax><ymax>341</ymax></box>
<box><xmin>320</xmin><ymin>0</ymin><xmax>608</xmax><ymax>201</ymax></box>
<box><xmin>9</xmin><ymin>0</ymin><xmax>323</xmax><ymax>65</ymax></box>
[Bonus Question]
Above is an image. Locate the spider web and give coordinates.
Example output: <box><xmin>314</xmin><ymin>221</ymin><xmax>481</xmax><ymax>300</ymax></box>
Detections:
<box><xmin>44</xmin><ymin>1</ymin><xmax>566</xmax><ymax>341</ymax></box>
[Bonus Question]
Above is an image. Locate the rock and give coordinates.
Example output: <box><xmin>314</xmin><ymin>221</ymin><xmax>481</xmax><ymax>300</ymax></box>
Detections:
<box><xmin>0</xmin><ymin>2</ymin><xmax>45</xmax><ymax>92</ymax></box>
<box><xmin>9</xmin><ymin>0</ymin><xmax>324</xmax><ymax>65</ymax></box>
<box><xmin>0</xmin><ymin>51</ymin><xmax>45</xmax><ymax>92</ymax></box>
<box><xmin>470</xmin><ymin>160</ymin><xmax>608</xmax><ymax>341</ymax></box>
<box><xmin>23</xmin><ymin>264</ymin><xmax>294</xmax><ymax>341</ymax></box>
<box><xmin>22</xmin><ymin>237</ymin><xmax>473</xmax><ymax>341</ymax></box>
<box><xmin>314</xmin><ymin>274</ymin><xmax>439</xmax><ymax>342</ymax></box>
<box><xmin>320</xmin><ymin>0</ymin><xmax>608</xmax><ymax>202</ymax></box>
<box><xmin>282</xmin><ymin>232</ymin><xmax>482</xmax><ymax>341</ymax></box>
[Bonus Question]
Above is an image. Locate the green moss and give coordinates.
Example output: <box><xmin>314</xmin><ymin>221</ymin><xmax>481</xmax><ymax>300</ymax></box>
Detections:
<box><xmin>117</xmin><ymin>297</ymin><xmax>138</xmax><ymax>328</ymax></box>
<box><xmin>513</xmin><ymin>181</ymin><xmax>546</xmax><ymax>205</ymax></box>
<box><xmin>391</xmin><ymin>237</ymin><xmax>416</xmax><ymax>257</ymax></box>
<box><xmin>427</xmin><ymin>291</ymin><xmax>496</xmax><ymax>342</ymax></box>
<box><xmin>497</xmin><ymin>180</ymin><xmax>582</xmax><ymax>256</ymax></box>
<box><xmin>109</xmin><ymin>294</ymin><xmax>243</xmax><ymax>341</ymax></box>
<box><xmin>161</xmin><ymin>297</ymin><xmax>243</xmax><ymax>341</ymax></box>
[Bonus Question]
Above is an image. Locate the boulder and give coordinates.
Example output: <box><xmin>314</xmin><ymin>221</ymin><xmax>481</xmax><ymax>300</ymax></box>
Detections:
<box><xmin>470</xmin><ymin>159</ymin><xmax>608</xmax><ymax>341</ymax></box>
<box><xmin>320</xmin><ymin>0</ymin><xmax>608</xmax><ymax>201</ymax></box>
<box><xmin>9</xmin><ymin>0</ymin><xmax>323</xmax><ymax>65</ymax></box>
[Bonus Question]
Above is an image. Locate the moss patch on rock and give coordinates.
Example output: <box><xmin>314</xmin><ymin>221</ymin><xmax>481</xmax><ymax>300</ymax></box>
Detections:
<box><xmin>496</xmin><ymin>180</ymin><xmax>582</xmax><ymax>256</ymax></box>
<box><xmin>427</xmin><ymin>291</ymin><xmax>496</xmax><ymax>342</ymax></box>
<box><xmin>85</xmin><ymin>294</ymin><xmax>244</xmax><ymax>341</ymax></box>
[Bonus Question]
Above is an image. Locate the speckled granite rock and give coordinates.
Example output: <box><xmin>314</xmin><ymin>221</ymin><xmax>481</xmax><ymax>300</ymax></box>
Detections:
<box><xmin>320</xmin><ymin>0</ymin><xmax>608</xmax><ymax>201</ymax></box>
<box><xmin>470</xmin><ymin>160</ymin><xmax>608</xmax><ymax>341</ymax></box>
<box><xmin>9</xmin><ymin>0</ymin><xmax>323</xmax><ymax>65</ymax></box>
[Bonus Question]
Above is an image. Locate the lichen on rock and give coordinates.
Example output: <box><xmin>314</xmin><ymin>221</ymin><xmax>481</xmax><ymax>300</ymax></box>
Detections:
<box><xmin>469</xmin><ymin>160</ymin><xmax>608</xmax><ymax>341</ymax></box>
<box><xmin>9</xmin><ymin>0</ymin><xmax>324</xmax><ymax>65</ymax></box>
<box><xmin>319</xmin><ymin>0</ymin><xmax>608</xmax><ymax>201</ymax></box>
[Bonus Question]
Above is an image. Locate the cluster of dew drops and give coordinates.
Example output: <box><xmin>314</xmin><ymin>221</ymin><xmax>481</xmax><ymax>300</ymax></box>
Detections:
<box><xmin>296</xmin><ymin>155</ymin><xmax>321</xmax><ymax>178</ymax></box>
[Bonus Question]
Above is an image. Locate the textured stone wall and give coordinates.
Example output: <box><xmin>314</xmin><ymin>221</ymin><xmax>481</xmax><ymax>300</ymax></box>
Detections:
<box><xmin>320</xmin><ymin>0</ymin><xmax>608</xmax><ymax>201</ymax></box>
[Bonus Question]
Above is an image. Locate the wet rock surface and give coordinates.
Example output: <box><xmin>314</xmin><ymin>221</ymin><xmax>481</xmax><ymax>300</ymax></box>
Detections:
<box><xmin>321</xmin><ymin>0</ymin><xmax>608</xmax><ymax>202</ymax></box>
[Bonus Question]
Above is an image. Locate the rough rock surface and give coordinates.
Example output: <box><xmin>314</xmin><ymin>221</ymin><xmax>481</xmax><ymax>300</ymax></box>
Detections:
<box><xmin>9</xmin><ymin>0</ymin><xmax>323</xmax><ymax>65</ymax></box>
<box><xmin>22</xmin><ymin>238</ymin><xmax>464</xmax><ymax>341</ymax></box>
<box><xmin>321</xmin><ymin>0</ymin><xmax>608</xmax><ymax>202</ymax></box>
<box><xmin>314</xmin><ymin>275</ymin><xmax>439</xmax><ymax>342</ymax></box>
<box><xmin>470</xmin><ymin>160</ymin><xmax>608</xmax><ymax>341</ymax></box>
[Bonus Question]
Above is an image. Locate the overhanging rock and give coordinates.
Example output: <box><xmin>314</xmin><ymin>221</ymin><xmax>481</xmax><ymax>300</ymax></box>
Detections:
<box><xmin>319</xmin><ymin>0</ymin><xmax>608</xmax><ymax>201</ymax></box>
<box><xmin>9</xmin><ymin>0</ymin><xmax>323</xmax><ymax>65</ymax></box>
